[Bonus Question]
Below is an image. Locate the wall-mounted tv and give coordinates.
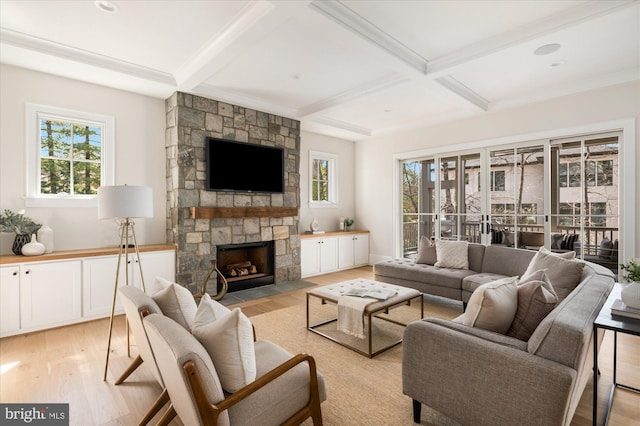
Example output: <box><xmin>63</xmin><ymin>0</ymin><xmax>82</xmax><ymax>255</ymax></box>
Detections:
<box><xmin>205</xmin><ymin>137</ymin><xmax>284</xmax><ymax>193</ymax></box>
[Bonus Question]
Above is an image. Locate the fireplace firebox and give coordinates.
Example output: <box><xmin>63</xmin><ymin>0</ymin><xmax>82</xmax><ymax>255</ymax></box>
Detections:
<box><xmin>216</xmin><ymin>241</ymin><xmax>275</xmax><ymax>292</ymax></box>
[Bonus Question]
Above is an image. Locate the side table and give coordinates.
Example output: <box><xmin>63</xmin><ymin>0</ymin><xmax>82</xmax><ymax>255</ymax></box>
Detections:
<box><xmin>592</xmin><ymin>283</ymin><xmax>640</xmax><ymax>426</ymax></box>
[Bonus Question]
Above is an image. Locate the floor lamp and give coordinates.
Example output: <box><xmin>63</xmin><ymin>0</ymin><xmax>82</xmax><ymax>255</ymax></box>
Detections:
<box><xmin>98</xmin><ymin>185</ymin><xmax>153</xmax><ymax>381</ymax></box>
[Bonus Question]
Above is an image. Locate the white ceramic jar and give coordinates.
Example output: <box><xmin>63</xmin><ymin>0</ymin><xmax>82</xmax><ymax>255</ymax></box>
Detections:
<box><xmin>22</xmin><ymin>234</ymin><xmax>46</xmax><ymax>256</ymax></box>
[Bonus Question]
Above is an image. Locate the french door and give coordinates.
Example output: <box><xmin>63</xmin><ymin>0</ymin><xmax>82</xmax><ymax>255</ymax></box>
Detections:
<box><xmin>399</xmin><ymin>132</ymin><xmax>620</xmax><ymax>267</ymax></box>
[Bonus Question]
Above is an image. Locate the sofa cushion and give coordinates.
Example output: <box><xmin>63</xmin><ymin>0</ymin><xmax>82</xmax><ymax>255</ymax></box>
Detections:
<box><xmin>374</xmin><ymin>259</ymin><xmax>476</xmax><ymax>289</ymax></box>
<box><xmin>462</xmin><ymin>272</ymin><xmax>509</xmax><ymax>294</ymax></box>
<box><xmin>416</xmin><ymin>236</ymin><xmax>436</xmax><ymax>265</ymax></box>
<box><xmin>152</xmin><ymin>277</ymin><xmax>198</xmax><ymax>330</ymax></box>
<box><xmin>193</xmin><ymin>293</ymin><xmax>232</xmax><ymax>329</ymax></box>
<box><xmin>507</xmin><ymin>272</ymin><xmax>558</xmax><ymax>341</ymax></box>
<box><xmin>463</xmin><ymin>276</ymin><xmax>519</xmax><ymax>334</ymax></box>
<box><xmin>522</xmin><ymin>247</ymin><xmax>584</xmax><ymax>303</ymax></box>
<box><xmin>435</xmin><ymin>240</ymin><xmax>469</xmax><ymax>269</ymax></box>
<box><xmin>481</xmin><ymin>245</ymin><xmax>535</xmax><ymax>277</ymax></box>
<box><xmin>192</xmin><ymin>308</ymin><xmax>256</xmax><ymax>393</ymax></box>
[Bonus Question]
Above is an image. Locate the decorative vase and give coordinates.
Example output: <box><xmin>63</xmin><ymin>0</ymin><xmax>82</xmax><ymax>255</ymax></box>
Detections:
<box><xmin>21</xmin><ymin>234</ymin><xmax>46</xmax><ymax>256</ymax></box>
<box><xmin>37</xmin><ymin>224</ymin><xmax>54</xmax><ymax>253</ymax></box>
<box><xmin>12</xmin><ymin>233</ymin><xmax>30</xmax><ymax>255</ymax></box>
<box><xmin>621</xmin><ymin>282</ymin><xmax>640</xmax><ymax>310</ymax></box>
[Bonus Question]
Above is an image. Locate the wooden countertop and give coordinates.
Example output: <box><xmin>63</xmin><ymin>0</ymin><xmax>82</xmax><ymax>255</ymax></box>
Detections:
<box><xmin>300</xmin><ymin>230</ymin><xmax>369</xmax><ymax>239</ymax></box>
<box><xmin>0</xmin><ymin>244</ymin><xmax>176</xmax><ymax>265</ymax></box>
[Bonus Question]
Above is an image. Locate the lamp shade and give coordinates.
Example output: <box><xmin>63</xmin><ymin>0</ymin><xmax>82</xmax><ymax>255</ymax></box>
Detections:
<box><xmin>97</xmin><ymin>185</ymin><xmax>153</xmax><ymax>219</ymax></box>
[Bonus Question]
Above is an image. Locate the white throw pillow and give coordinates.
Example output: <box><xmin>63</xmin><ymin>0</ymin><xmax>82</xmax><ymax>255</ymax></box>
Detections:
<box><xmin>463</xmin><ymin>276</ymin><xmax>519</xmax><ymax>334</ymax></box>
<box><xmin>151</xmin><ymin>277</ymin><xmax>197</xmax><ymax>330</ymax></box>
<box><xmin>434</xmin><ymin>240</ymin><xmax>469</xmax><ymax>269</ymax></box>
<box><xmin>192</xmin><ymin>308</ymin><xmax>256</xmax><ymax>393</ymax></box>
<box><xmin>193</xmin><ymin>293</ymin><xmax>232</xmax><ymax>329</ymax></box>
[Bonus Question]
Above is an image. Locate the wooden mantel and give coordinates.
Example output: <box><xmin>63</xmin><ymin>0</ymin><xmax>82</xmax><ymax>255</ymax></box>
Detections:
<box><xmin>190</xmin><ymin>207</ymin><xmax>298</xmax><ymax>219</ymax></box>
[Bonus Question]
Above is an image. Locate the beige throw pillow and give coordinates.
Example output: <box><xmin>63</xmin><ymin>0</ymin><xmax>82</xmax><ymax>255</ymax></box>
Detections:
<box><xmin>192</xmin><ymin>308</ymin><xmax>256</xmax><ymax>393</ymax></box>
<box><xmin>521</xmin><ymin>247</ymin><xmax>584</xmax><ymax>303</ymax></box>
<box><xmin>507</xmin><ymin>271</ymin><xmax>558</xmax><ymax>341</ymax></box>
<box><xmin>416</xmin><ymin>236</ymin><xmax>437</xmax><ymax>265</ymax></box>
<box><xmin>463</xmin><ymin>276</ymin><xmax>518</xmax><ymax>334</ymax></box>
<box><xmin>434</xmin><ymin>240</ymin><xmax>469</xmax><ymax>269</ymax></box>
<box><xmin>192</xmin><ymin>293</ymin><xmax>232</xmax><ymax>329</ymax></box>
<box><xmin>151</xmin><ymin>277</ymin><xmax>198</xmax><ymax>330</ymax></box>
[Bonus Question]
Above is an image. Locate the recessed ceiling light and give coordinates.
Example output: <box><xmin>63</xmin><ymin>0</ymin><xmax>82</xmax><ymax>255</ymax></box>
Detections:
<box><xmin>95</xmin><ymin>1</ymin><xmax>118</xmax><ymax>13</ymax></box>
<box><xmin>534</xmin><ymin>43</ymin><xmax>561</xmax><ymax>56</ymax></box>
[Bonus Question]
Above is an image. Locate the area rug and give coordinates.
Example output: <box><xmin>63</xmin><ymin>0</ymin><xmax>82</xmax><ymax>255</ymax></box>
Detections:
<box><xmin>248</xmin><ymin>294</ymin><xmax>464</xmax><ymax>426</ymax></box>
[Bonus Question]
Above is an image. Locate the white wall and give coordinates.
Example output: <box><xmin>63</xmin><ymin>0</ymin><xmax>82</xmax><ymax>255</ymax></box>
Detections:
<box><xmin>299</xmin><ymin>131</ymin><xmax>355</xmax><ymax>233</ymax></box>
<box><xmin>0</xmin><ymin>65</ymin><xmax>167</xmax><ymax>254</ymax></box>
<box><xmin>356</xmin><ymin>81</ymin><xmax>640</xmax><ymax>263</ymax></box>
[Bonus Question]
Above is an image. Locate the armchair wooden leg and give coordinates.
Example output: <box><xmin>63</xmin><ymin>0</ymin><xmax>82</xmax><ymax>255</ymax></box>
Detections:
<box><xmin>412</xmin><ymin>399</ymin><xmax>421</xmax><ymax>423</ymax></box>
<box><xmin>137</xmin><ymin>388</ymin><xmax>170</xmax><ymax>426</ymax></box>
<box><xmin>157</xmin><ymin>405</ymin><xmax>176</xmax><ymax>426</ymax></box>
<box><xmin>114</xmin><ymin>355</ymin><xmax>143</xmax><ymax>385</ymax></box>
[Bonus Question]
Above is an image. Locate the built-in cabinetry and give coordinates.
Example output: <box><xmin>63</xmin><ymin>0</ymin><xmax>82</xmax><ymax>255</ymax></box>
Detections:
<box><xmin>0</xmin><ymin>245</ymin><xmax>175</xmax><ymax>338</ymax></box>
<box><xmin>301</xmin><ymin>231</ymin><xmax>369</xmax><ymax>278</ymax></box>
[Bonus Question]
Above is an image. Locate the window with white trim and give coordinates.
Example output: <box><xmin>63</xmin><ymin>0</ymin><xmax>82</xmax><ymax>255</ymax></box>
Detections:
<box><xmin>26</xmin><ymin>104</ymin><xmax>114</xmax><ymax>207</ymax></box>
<box><xmin>309</xmin><ymin>151</ymin><xmax>337</xmax><ymax>206</ymax></box>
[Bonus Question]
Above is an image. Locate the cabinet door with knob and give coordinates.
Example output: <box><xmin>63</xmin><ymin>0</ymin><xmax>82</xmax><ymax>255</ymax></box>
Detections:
<box><xmin>20</xmin><ymin>260</ymin><xmax>82</xmax><ymax>330</ymax></box>
<box><xmin>0</xmin><ymin>266</ymin><xmax>21</xmax><ymax>335</ymax></box>
<box><xmin>338</xmin><ymin>234</ymin><xmax>369</xmax><ymax>269</ymax></box>
<box><xmin>301</xmin><ymin>237</ymin><xmax>338</xmax><ymax>277</ymax></box>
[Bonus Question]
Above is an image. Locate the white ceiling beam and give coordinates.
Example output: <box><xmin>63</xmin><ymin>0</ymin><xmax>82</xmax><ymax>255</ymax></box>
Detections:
<box><xmin>308</xmin><ymin>0</ymin><xmax>428</xmax><ymax>76</ymax></box>
<box><xmin>298</xmin><ymin>75</ymin><xmax>409</xmax><ymax>117</ymax></box>
<box><xmin>0</xmin><ymin>28</ymin><xmax>175</xmax><ymax>85</ymax></box>
<box><xmin>192</xmin><ymin>83</ymin><xmax>299</xmax><ymax>119</ymax></box>
<box><xmin>307</xmin><ymin>116</ymin><xmax>372</xmax><ymax>137</ymax></box>
<box><xmin>435</xmin><ymin>76</ymin><xmax>489</xmax><ymax>111</ymax></box>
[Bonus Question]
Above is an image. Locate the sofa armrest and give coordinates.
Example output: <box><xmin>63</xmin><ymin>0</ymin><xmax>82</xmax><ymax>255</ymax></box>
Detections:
<box><xmin>402</xmin><ymin>319</ymin><xmax>576</xmax><ymax>426</ymax></box>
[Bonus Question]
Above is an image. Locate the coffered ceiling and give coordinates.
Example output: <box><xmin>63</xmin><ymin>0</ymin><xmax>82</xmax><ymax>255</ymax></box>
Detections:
<box><xmin>1</xmin><ymin>0</ymin><xmax>638</xmax><ymax>141</ymax></box>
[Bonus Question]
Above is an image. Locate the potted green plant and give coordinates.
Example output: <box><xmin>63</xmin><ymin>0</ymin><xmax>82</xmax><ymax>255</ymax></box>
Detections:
<box><xmin>0</xmin><ymin>209</ymin><xmax>42</xmax><ymax>255</ymax></box>
<box><xmin>344</xmin><ymin>217</ymin><xmax>354</xmax><ymax>231</ymax></box>
<box><xmin>620</xmin><ymin>258</ymin><xmax>640</xmax><ymax>309</ymax></box>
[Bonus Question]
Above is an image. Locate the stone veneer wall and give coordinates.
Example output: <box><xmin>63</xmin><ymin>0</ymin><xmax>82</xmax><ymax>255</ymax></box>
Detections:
<box><xmin>165</xmin><ymin>92</ymin><xmax>301</xmax><ymax>293</ymax></box>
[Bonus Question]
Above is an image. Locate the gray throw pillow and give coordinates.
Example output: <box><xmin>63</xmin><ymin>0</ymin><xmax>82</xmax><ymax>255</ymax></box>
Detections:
<box><xmin>521</xmin><ymin>247</ymin><xmax>584</xmax><ymax>303</ymax></box>
<box><xmin>507</xmin><ymin>271</ymin><xmax>558</xmax><ymax>341</ymax></box>
<box><xmin>415</xmin><ymin>236</ymin><xmax>436</xmax><ymax>265</ymax></box>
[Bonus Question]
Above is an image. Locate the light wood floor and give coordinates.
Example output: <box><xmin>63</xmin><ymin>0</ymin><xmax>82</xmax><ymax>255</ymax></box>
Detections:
<box><xmin>1</xmin><ymin>266</ymin><xmax>638</xmax><ymax>425</ymax></box>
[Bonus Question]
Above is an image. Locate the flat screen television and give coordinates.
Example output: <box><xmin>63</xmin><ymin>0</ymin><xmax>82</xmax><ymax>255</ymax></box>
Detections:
<box><xmin>205</xmin><ymin>137</ymin><xmax>284</xmax><ymax>193</ymax></box>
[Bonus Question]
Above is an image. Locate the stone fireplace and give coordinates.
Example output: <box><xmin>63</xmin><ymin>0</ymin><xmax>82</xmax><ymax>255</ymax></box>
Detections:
<box><xmin>165</xmin><ymin>92</ymin><xmax>301</xmax><ymax>295</ymax></box>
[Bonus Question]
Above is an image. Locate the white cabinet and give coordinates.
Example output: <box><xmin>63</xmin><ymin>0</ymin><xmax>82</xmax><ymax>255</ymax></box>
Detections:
<box><xmin>301</xmin><ymin>232</ymin><xmax>369</xmax><ymax>278</ymax></box>
<box><xmin>83</xmin><ymin>250</ymin><xmax>175</xmax><ymax>319</ymax></box>
<box><xmin>301</xmin><ymin>237</ymin><xmax>338</xmax><ymax>277</ymax></box>
<box><xmin>20</xmin><ymin>260</ymin><xmax>82</xmax><ymax>330</ymax></box>
<box><xmin>0</xmin><ymin>246</ymin><xmax>175</xmax><ymax>337</ymax></box>
<box><xmin>338</xmin><ymin>233</ymin><xmax>369</xmax><ymax>269</ymax></box>
<box><xmin>0</xmin><ymin>266</ymin><xmax>21</xmax><ymax>335</ymax></box>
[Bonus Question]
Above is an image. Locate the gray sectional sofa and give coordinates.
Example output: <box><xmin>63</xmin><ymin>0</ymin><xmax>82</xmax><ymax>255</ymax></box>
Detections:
<box><xmin>373</xmin><ymin>243</ymin><xmax>616</xmax><ymax>425</ymax></box>
<box><xmin>374</xmin><ymin>244</ymin><xmax>537</xmax><ymax>308</ymax></box>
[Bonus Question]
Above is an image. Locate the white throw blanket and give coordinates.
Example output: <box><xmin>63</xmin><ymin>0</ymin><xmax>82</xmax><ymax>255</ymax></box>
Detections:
<box><xmin>337</xmin><ymin>295</ymin><xmax>376</xmax><ymax>339</ymax></box>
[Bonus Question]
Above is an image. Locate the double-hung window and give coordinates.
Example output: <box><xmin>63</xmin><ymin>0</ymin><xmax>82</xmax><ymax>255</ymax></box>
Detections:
<box><xmin>309</xmin><ymin>151</ymin><xmax>337</xmax><ymax>206</ymax></box>
<box><xmin>26</xmin><ymin>104</ymin><xmax>114</xmax><ymax>207</ymax></box>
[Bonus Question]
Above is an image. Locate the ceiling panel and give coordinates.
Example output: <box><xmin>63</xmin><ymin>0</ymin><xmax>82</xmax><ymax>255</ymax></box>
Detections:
<box><xmin>342</xmin><ymin>0</ymin><xmax>588</xmax><ymax>60</ymax></box>
<box><xmin>451</xmin><ymin>5</ymin><xmax>640</xmax><ymax>103</ymax></box>
<box><xmin>201</xmin><ymin>5</ymin><xmax>403</xmax><ymax>109</ymax></box>
<box><xmin>0</xmin><ymin>0</ymin><xmax>247</xmax><ymax>73</ymax></box>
